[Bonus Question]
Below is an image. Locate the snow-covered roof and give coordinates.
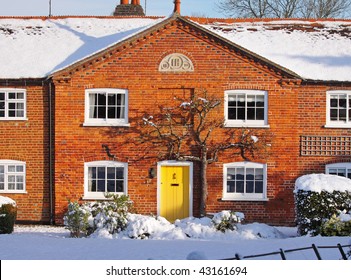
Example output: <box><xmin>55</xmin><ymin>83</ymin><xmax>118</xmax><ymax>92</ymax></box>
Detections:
<box><xmin>0</xmin><ymin>16</ymin><xmax>350</xmax><ymax>82</ymax></box>
<box><xmin>0</xmin><ymin>16</ymin><xmax>164</xmax><ymax>79</ymax></box>
<box><xmin>201</xmin><ymin>19</ymin><xmax>351</xmax><ymax>82</ymax></box>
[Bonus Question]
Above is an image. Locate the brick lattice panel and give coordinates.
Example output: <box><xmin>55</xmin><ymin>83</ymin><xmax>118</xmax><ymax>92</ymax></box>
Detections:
<box><xmin>300</xmin><ymin>135</ymin><xmax>351</xmax><ymax>156</ymax></box>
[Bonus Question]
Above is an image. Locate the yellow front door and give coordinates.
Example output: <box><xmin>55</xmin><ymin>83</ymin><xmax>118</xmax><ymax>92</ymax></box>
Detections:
<box><xmin>160</xmin><ymin>166</ymin><xmax>190</xmax><ymax>222</ymax></box>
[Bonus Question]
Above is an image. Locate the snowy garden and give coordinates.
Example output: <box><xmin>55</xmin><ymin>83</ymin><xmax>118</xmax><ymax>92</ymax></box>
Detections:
<box><xmin>0</xmin><ymin>173</ymin><xmax>351</xmax><ymax>260</ymax></box>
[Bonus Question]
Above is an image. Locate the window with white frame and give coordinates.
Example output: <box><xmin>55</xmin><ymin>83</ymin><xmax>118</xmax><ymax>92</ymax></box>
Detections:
<box><xmin>0</xmin><ymin>89</ymin><xmax>26</xmax><ymax>120</ymax></box>
<box><xmin>326</xmin><ymin>162</ymin><xmax>351</xmax><ymax>179</ymax></box>
<box><xmin>84</xmin><ymin>89</ymin><xmax>128</xmax><ymax>126</ymax></box>
<box><xmin>326</xmin><ymin>91</ymin><xmax>351</xmax><ymax>127</ymax></box>
<box><xmin>84</xmin><ymin>161</ymin><xmax>127</xmax><ymax>199</ymax></box>
<box><xmin>225</xmin><ymin>90</ymin><xmax>268</xmax><ymax>127</ymax></box>
<box><xmin>223</xmin><ymin>162</ymin><xmax>267</xmax><ymax>200</ymax></box>
<box><xmin>0</xmin><ymin>160</ymin><xmax>26</xmax><ymax>193</ymax></box>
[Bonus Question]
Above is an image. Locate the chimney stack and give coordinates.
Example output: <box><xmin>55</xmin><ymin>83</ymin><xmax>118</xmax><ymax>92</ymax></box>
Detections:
<box><xmin>174</xmin><ymin>0</ymin><xmax>181</xmax><ymax>14</ymax></box>
<box><xmin>114</xmin><ymin>0</ymin><xmax>145</xmax><ymax>16</ymax></box>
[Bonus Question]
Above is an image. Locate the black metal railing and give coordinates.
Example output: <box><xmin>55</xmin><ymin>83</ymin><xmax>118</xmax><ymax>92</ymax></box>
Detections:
<box><xmin>222</xmin><ymin>243</ymin><xmax>351</xmax><ymax>260</ymax></box>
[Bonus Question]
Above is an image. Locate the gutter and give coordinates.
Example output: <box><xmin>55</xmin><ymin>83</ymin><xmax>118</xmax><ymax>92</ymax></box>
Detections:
<box><xmin>302</xmin><ymin>79</ymin><xmax>351</xmax><ymax>86</ymax></box>
<box><xmin>0</xmin><ymin>78</ymin><xmax>45</xmax><ymax>86</ymax></box>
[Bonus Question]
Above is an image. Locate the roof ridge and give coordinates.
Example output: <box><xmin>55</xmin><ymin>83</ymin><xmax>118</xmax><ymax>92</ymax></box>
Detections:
<box><xmin>187</xmin><ymin>16</ymin><xmax>351</xmax><ymax>24</ymax></box>
<box><xmin>1</xmin><ymin>15</ymin><xmax>349</xmax><ymax>23</ymax></box>
<box><xmin>0</xmin><ymin>15</ymin><xmax>164</xmax><ymax>20</ymax></box>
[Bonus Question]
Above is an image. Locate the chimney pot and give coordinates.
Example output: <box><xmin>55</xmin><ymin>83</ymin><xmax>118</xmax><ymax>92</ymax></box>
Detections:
<box><xmin>114</xmin><ymin>0</ymin><xmax>145</xmax><ymax>16</ymax></box>
<box><xmin>174</xmin><ymin>0</ymin><xmax>181</xmax><ymax>14</ymax></box>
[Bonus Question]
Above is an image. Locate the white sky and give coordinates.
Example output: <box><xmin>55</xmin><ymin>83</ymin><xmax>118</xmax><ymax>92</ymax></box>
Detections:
<box><xmin>0</xmin><ymin>0</ymin><xmax>224</xmax><ymax>17</ymax></box>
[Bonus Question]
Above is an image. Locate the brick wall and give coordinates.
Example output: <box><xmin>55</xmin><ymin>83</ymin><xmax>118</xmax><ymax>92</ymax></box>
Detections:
<box><xmin>297</xmin><ymin>83</ymin><xmax>351</xmax><ymax>177</ymax></box>
<box><xmin>53</xmin><ymin>20</ymin><xmax>302</xmax><ymax>225</ymax></box>
<box><xmin>0</xmin><ymin>84</ymin><xmax>50</xmax><ymax>223</ymax></box>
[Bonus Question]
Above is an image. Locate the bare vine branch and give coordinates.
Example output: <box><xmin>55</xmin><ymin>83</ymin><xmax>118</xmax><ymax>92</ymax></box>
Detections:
<box><xmin>216</xmin><ymin>0</ymin><xmax>351</xmax><ymax>18</ymax></box>
<box><xmin>134</xmin><ymin>89</ymin><xmax>273</xmax><ymax>216</ymax></box>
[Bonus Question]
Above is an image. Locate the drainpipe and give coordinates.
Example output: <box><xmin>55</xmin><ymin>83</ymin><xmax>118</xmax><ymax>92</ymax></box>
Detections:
<box><xmin>48</xmin><ymin>80</ymin><xmax>54</xmax><ymax>225</ymax></box>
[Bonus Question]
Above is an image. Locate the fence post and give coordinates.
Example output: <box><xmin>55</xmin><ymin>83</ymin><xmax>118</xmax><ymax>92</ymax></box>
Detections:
<box><xmin>312</xmin><ymin>244</ymin><xmax>322</xmax><ymax>260</ymax></box>
<box><xmin>337</xmin><ymin>244</ymin><xmax>348</xmax><ymax>260</ymax></box>
<box><xmin>279</xmin><ymin>249</ymin><xmax>287</xmax><ymax>260</ymax></box>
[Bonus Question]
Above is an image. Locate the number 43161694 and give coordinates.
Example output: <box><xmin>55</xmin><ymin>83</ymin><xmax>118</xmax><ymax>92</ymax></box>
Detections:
<box><xmin>199</xmin><ymin>267</ymin><xmax>247</xmax><ymax>276</ymax></box>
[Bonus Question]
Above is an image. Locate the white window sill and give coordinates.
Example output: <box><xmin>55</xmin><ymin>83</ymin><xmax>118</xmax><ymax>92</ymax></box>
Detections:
<box><xmin>0</xmin><ymin>118</ymin><xmax>28</xmax><ymax>121</ymax></box>
<box><xmin>0</xmin><ymin>191</ymin><xmax>27</xmax><ymax>194</ymax></box>
<box><xmin>82</xmin><ymin>193</ymin><xmax>125</xmax><ymax>200</ymax></box>
<box><xmin>224</xmin><ymin>123</ymin><xmax>270</xmax><ymax>129</ymax></box>
<box><xmin>324</xmin><ymin>124</ymin><xmax>351</xmax><ymax>129</ymax></box>
<box><xmin>82</xmin><ymin>196</ymin><xmax>112</xmax><ymax>201</ymax></box>
<box><xmin>221</xmin><ymin>197</ymin><xmax>268</xmax><ymax>202</ymax></box>
<box><xmin>83</xmin><ymin>122</ymin><xmax>130</xmax><ymax>127</ymax></box>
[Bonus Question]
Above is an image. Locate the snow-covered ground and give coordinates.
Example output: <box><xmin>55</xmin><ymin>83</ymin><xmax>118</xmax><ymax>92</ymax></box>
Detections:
<box><xmin>1</xmin><ymin>174</ymin><xmax>350</xmax><ymax>261</ymax></box>
<box><xmin>0</xmin><ymin>219</ymin><xmax>350</xmax><ymax>260</ymax></box>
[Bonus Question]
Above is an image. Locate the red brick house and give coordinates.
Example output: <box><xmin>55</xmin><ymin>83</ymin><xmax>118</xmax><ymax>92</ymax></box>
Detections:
<box><xmin>1</xmin><ymin>1</ymin><xmax>351</xmax><ymax>225</ymax></box>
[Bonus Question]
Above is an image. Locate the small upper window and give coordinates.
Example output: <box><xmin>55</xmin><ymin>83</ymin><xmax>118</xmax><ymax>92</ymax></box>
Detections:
<box><xmin>223</xmin><ymin>162</ymin><xmax>267</xmax><ymax>201</ymax></box>
<box><xmin>84</xmin><ymin>161</ymin><xmax>128</xmax><ymax>199</ymax></box>
<box><xmin>326</xmin><ymin>163</ymin><xmax>351</xmax><ymax>179</ymax></box>
<box><xmin>84</xmin><ymin>89</ymin><xmax>128</xmax><ymax>126</ymax></box>
<box><xmin>225</xmin><ymin>90</ymin><xmax>268</xmax><ymax>127</ymax></box>
<box><xmin>0</xmin><ymin>160</ymin><xmax>26</xmax><ymax>193</ymax></box>
<box><xmin>0</xmin><ymin>89</ymin><xmax>26</xmax><ymax>120</ymax></box>
<box><xmin>326</xmin><ymin>91</ymin><xmax>351</xmax><ymax>128</ymax></box>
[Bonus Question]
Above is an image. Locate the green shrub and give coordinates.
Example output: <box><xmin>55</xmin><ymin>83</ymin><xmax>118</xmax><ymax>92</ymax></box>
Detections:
<box><xmin>321</xmin><ymin>211</ymin><xmax>351</xmax><ymax>236</ymax></box>
<box><xmin>211</xmin><ymin>211</ymin><xmax>244</xmax><ymax>232</ymax></box>
<box><xmin>63</xmin><ymin>201</ymin><xmax>91</xmax><ymax>238</ymax></box>
<box><xmin>295</xmin><ymin>190</ymin><xmax>351</xmax><ymax>236</ymax></box>
<box><xmin>0</xmin><ymin>203</ymin><xmax>17</xmax><ymax>234</ymax></box>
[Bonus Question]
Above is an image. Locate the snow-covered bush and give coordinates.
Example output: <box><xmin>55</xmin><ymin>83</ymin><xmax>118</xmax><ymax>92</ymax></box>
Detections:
<box><xmin>211</xmin><ymin>211</ymin><xmax>244</xmax><ymax>232</ymax></box>
<box><xmin>295</xmin><ymin>174</ymin><xmax>351</xmax><ymax>236</ymax></box>
<box><xmin>64</xmin><ymin>194</ymin><xmax>133</xmax><ymax>237</ymax></box>
<box><xmin>124</xmin><ymin>214</ymin><xmax>177</xmax><ymax>239</ymax></box>
<box><xmin>321</xmin><ymin>210</ymin><xmax>351</xmax><ymax>236</ymax></box>
<box><xmin>85</xmin><ymin>194</ymin><xmax>133</xmax><ymax>234</ymax></box>
<box><xmin>0</xmin><ymin>196</ymin><xmax>17</xmax><ymax>234</ymax></box>
<box><xmin>63</xmin><ymin>201</ymin><xmax>91</xmax><ymax>238</ymax></box>
<box><xmin>88</xmin><ymin>194</ymin><xmax>133</xmax><ymax>235</ymax></box>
